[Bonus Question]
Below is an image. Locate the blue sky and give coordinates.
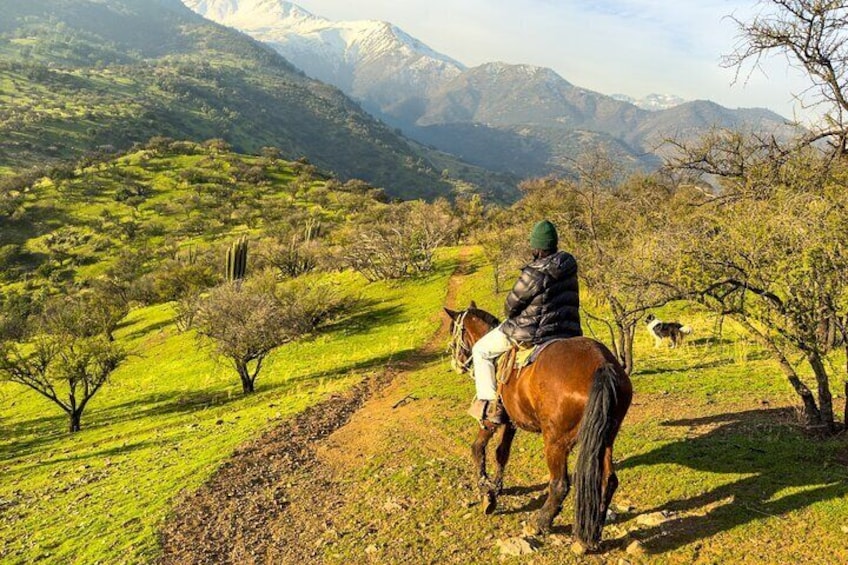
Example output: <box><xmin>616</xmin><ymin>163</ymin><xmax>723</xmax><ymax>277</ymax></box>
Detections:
<box><xmin>293</xmin><ymin>0</ymin><xmax>815</xmax><ymax>122</ymax></box>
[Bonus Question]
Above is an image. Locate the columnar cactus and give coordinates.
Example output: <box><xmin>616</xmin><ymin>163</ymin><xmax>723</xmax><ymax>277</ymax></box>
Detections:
<box><xmin>226</xmin><ymin>236</ymin><xmax>248</xmax><ymax>282</ymax></box>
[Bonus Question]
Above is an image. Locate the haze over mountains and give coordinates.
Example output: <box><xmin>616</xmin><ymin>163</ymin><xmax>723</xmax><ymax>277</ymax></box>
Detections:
<box><xmin>186</xmin><ymin>0</ymin><xmax>796</xmax><ymax>178</ymax></box>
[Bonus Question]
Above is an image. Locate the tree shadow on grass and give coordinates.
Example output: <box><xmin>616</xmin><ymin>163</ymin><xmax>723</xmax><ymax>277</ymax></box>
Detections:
<box><xmin>10</xmin><ymin>438</ymin><xmax>165</xmax><ymax>474</ymax></box>
<box><xmin>618</xmin><ymin>408</ymin><xmax>848</xmax><ymax>555</ymax></box>
<box><xmin>0</xmin><ymin>413</ymin><xmax>68</xmax><ymax>462</ymax></box>
<box><xmin>454</xmin><ymin>260</ymin><xmax>479</xmax><ymax>277</ymax></box>
<box><xmin>90</xmin><ymin>388</ymin><xmax>238</xmax><ymax>426</ymax></box>
<box><xmin>321</xmin><ymin>303</ymin><xmax>405</xmax><ymax>337</ymax></box>
<box><xmin>635</xmin><ymin>358</ymin><xmax>733</xmax><ymax>377</ymax></box>
<box><xmin>118</xmin><ymin>317</ymin><xmax>174</xmax><ymax>341</ymax></box>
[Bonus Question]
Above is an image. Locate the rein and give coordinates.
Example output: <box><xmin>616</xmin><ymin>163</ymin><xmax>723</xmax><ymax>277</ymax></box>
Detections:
<box><xmin>447</xmin><ymin>311</ymin><xmax>474</xmax><ymax>373</ymax></box>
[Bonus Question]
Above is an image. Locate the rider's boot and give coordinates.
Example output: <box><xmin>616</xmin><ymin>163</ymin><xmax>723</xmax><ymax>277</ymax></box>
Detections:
<box><xmin>484</xmin><ymin>399</ymin><xmax>506</xmax><ymax>425</ymax></box>
<box><xmin>467</xmin><ymin>398</ymin><xmax>487</xmax><ymax>421</ymax></box>
<box><xmin>467</xmin><ymin>398</ymin><xmax>506</xmax><ymax>427</ymax></box>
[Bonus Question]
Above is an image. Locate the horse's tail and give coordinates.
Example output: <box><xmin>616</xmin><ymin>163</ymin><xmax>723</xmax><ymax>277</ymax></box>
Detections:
<box><xmin>574</xmin><ymin>362</ymin><xmax>620</xmax><ymax>548</ymax></box>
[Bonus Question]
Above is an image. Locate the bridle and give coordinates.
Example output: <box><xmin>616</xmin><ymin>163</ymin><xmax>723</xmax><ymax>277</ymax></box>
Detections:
<box><xmin>447</xmin><ymin>310</ymin><xmax>474</xmax><ymax>374</ymax></box>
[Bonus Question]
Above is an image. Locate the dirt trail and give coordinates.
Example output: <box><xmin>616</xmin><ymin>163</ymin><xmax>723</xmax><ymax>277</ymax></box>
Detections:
<box><xmin>158</xmin><ymin>249</ymin><xmax>473</xmax><ymax>565</ymax></box>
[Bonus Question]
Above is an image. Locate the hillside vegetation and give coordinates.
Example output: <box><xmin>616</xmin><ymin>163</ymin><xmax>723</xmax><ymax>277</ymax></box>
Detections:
<box><xmin>0</xmin><ymin>139</ymin><xmax>401</xmax><ymax>294</ymax></box>
<box><xmin>0</xmin><ymin>243</ymin><xmax>460</xmax><ymax>564</ymax></box>
<box><xmin>0</xmin><ymin>0</ymin><xmax>452</xmax><ymax>199</ymax></box>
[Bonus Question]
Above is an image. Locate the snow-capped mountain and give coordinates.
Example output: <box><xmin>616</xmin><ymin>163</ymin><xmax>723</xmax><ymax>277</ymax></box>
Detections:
<box><xmin>611</xmin><ymin>93</ymin><xmax>686</xmax><ymax>111</ymax></box>
<box><xmin>184</xmin><ymin>0</ymin><xmax>465</xmax><ymax>117</ymax></box>
<box><xmin>184</xmin><ymin>0</ymin><xmax>792</xmax><ymax>179</ymax></box>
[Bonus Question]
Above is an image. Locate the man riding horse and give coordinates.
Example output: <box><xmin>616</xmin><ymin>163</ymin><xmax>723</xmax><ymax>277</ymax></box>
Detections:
<box><xmin>468</xmin><ymin>220</ymin><xmax>582</xmax><ymax>427</ymax></box>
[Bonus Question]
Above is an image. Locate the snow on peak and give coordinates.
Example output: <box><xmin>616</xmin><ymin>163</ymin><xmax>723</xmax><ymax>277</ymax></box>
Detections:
<box><xmin>184</xmin><ymin>0</ymin><xmax>322</xmax><ymax>29</ymax></box>
<box><xmin>183</xmin><ymin>0</ymin><xmax>463</xmax><ymax>69</ymax></box>
<box><xmin>611</xmin><ymin>92</ymin><xmax>686</xmax><ymax>111</ymax></box>
<box><xmin>182</xmin><ymin>0</ymin><xmax>465</xmax><ymax>100</ymax></box>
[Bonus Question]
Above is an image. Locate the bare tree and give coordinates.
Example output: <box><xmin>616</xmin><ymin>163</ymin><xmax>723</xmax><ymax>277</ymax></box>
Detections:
<box><xmin>662</xmin><ymin>143</ymin><xmax>848</xmax><ymax>431</ymax></box>
<box><xmin>195</xmin><ymin>276</ymin><xmax>355</xmax><ymax>393</ymax></box>
<box><xmin>0</xmin><ymin>297</ymin><xmax>126</xmax><ymax>433</ymax></box>
<box><xmin>724</xmin><ymin>0</ymin><xmax>848</xmax><ymax>153</ymax></box>
<box><xmin>341</xmin><ymin>200</ymin><xmax>460</xmax><ymax>282</ymax></box>
<box><xmin>195</xmin><ymin>278</ymin><xmax>289</xmax><ymax>394</ymax></box>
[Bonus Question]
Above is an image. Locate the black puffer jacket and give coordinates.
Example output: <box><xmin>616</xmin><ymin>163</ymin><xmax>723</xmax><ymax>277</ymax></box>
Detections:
<box><xmin>501</xmin><ymin>251</ymin><xmax>582</xmax><ymax>345</ymax></box>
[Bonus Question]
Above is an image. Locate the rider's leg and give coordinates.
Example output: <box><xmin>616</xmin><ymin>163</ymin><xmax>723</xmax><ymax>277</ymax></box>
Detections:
<box><xmin>468</xmin><ymin>326</ymin><xmax>512</xmax><ymax>424</ymax></box>
<box><xmin>472</xmin><ymin>325</ymin><xmax>512</xmax><ymax>401</ymax></box>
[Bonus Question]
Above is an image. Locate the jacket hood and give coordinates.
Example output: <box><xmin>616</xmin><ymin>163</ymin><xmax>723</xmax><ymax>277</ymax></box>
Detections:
<box><xmin>526</xmin><ymin>251</ymin><xmax>577</xmax><ymax>279</ymax></box>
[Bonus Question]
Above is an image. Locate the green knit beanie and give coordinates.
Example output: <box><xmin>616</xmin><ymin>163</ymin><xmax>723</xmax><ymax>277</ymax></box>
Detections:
<box><xmin>529</xmin><ymin>220</ymin><xmax>558</xmax><ymax>251</ymax></box>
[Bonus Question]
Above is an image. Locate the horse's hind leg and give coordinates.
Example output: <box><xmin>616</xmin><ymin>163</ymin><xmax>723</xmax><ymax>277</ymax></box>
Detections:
<box><xmin>534</xmin><ymin>439</ymin><xmax>571</xmax><ymax>534</ymax></box>
<box><xmin>472</xmin><ymin>425</ymin><xmax>498</xmax><ymax>513</ymax></box>
<box><xmin>492</xmin><ymin>424</ymin><xmax>516</xmax><ymax>494</ymax></box>
<box><xmin>602</xmin><ymin>445</ymin><xmax>619</xmax><ymax>519</ymax></box>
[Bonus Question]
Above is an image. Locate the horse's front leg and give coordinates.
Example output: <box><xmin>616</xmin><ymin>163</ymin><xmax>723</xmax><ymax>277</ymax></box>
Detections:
<box><xmin>492</xmin><ymin>424</ymin><xmax>517</xmax><ymax>495</ymax></box>
<box><xmin>472</xmin><ymin>424</ymin><xmax>498</xmax><ymax>513</ymax></box>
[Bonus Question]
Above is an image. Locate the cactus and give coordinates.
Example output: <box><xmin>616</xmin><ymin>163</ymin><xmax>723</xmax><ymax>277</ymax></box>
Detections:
<box><xmin>303</xmin><ymin>218</ymin><xmax>321</xmax><ymax>243</ymax></box>
<box><xmin>179</xmin><ymin>244</ymin><xmax>197</xmax><ymax>265</ymax></box>
<box><xmin>226</xmin><ymin>236</ymin><xmax>248</xmax><ymax>282</ymax></box>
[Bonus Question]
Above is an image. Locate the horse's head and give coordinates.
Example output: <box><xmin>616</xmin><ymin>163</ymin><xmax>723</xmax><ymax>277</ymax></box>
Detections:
<box><xmin>444</xmin><ymin>301</ymin><xmax>499</xmax><ymax>374</ymax></box>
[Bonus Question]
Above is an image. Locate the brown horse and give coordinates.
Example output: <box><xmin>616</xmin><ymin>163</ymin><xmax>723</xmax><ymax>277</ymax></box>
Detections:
<box><xmin>445</xmin><ymin>303</ymin><xmax>632</xmax><ymax>550</ymax></box>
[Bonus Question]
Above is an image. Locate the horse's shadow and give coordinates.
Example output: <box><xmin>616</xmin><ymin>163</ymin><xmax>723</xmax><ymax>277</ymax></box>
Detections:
<box><xmin>497</xmin><ymin>482</ymin><xmax>548</xmax><ymax>515</ymax></box>
<box><xmin>500</xmin><ymin>482</ymin><xmax>547</xmax><ymax>497</ymax></box>
<box><xmin>618</xmin><ymin>407</ymin><xmax>848</xmax><ymax>555</ymax></box>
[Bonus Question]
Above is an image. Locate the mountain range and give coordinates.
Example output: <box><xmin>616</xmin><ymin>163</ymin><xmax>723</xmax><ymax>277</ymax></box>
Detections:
<box><xmin>185</xmin><ymin>0</ymin><xmax>797</xmax><ymax>178</ymax></box>
<box><xmin>0</xmin><ymin>0</ymin><xmax>462</xmax><ymax>200</ymax></box>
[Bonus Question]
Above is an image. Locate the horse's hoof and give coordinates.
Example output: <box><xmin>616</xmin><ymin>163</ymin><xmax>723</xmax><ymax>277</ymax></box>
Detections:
<box><xmin>482</xmin><ymin>492</ymin><xmax>497</xmax><ymax>515</ymax></box>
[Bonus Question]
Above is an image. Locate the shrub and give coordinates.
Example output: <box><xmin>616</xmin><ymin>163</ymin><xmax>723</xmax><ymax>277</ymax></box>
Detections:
<box><xmin>340</xmin><ymin>200</ymin><xmax>460</xmax><ymax>282</ymax></box>
<box><xmin>257</xmin><ymin>219</ymin><xmax>322</xmax><ymax>279</ymax></box>
<box><xmin>153</xmin><ymin>257</ymin><xmax>219</xmax><ymax>303</ymax></box>
<box><xmin>195</xmin><ymin>274</ymin><xmax>355</xmax><ymax>393</ymax></box>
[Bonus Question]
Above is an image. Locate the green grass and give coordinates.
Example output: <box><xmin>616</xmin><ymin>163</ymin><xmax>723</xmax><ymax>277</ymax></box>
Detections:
<box><xmin>3</xmin><ymin>247</ymin><xmax>847</xmax><ymax>564</ymax></box>
<box><xmin>0</xmin><ymin>250</ymin><xmax>460</xmax><ymax>564</ymax></box>
<box><xmin>312</xmin><ymin>248</ymin><xmax>848</xmax><ymax>564</ymax></box>
<box><xmin>1</xmin><ymin>143</ymin><xmax>389</xmax><ymax>294</ymax></box>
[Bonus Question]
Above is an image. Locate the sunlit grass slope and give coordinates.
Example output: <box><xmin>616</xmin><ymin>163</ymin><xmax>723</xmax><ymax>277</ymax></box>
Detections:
<box><xmin>315</xmin><ymin>248</ymin><xmax>848</xmax><ymax>565</ymax></box>
<box><xmin>0</xmin><ymin>250</ymin><xmax>459</xmax><ymax>564</ymax></box>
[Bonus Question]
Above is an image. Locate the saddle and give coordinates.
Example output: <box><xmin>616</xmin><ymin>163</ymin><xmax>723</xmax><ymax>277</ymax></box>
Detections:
<box><xmin>496</xmin><ymin>338</ymin><xmax>567</xmax><ymax>388</ymax></box>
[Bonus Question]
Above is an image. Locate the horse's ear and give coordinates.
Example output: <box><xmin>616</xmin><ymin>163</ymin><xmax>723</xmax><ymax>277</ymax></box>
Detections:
<box><xmin>444</xmin><ymin>307</ymin><xmax>460</xmax><ymax>320</ymax></box>
<box><xmin>469</xmin><ymin>301</ymin><xmax>477</xmax><ymax>309</ymax></box>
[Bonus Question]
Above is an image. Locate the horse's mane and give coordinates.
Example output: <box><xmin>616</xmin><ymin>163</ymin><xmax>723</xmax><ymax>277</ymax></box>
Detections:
<box><xmin>468</xmin><ymin>307</ymin><xmax>500</xmax><ymax>329</ymax></box>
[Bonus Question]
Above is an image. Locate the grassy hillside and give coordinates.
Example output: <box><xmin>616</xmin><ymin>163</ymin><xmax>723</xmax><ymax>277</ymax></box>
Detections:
<box><xmin>0</xmin><ymin>248</ymin><xmax>461</xmax><ymax>564</ymax></box>
<box><xmin>0</xmin><ymin>140</ymin><xmax>391</xmax><ymax>294</ymax></box>
<box><xmin>285</xmin><ymin>249</ymin><xmax>848</xmax><ymax>564</ymax></box>
<box><xmin>0</xmin><ymin>0</ymin><xmax>451</xmax><ymax>199</ymax></box>
<box><xmin>2</xmin><ymin>242</ymin><xmax>847</xmax><ymax>563</ymax></box>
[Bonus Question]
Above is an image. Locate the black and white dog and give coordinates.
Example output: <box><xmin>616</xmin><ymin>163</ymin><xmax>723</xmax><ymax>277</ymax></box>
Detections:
<box><xmin>645</xmin><ymin>314</ymin><xmax>693</xmax><ymax>348</ymax></box>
